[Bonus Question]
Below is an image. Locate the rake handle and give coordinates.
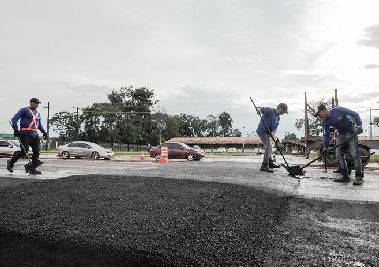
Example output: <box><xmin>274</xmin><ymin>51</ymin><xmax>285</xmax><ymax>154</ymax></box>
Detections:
<box><xmin>302</xmin><ymin>132</ymin><xmax>358</xmax><ymax>169</ymax></box>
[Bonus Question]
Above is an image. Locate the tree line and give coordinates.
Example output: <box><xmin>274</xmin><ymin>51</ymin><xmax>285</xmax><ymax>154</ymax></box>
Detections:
<box><xmin>49</xmin><ymin>86</ymin><xmax>242</xmax><ymax>146</ymax></box>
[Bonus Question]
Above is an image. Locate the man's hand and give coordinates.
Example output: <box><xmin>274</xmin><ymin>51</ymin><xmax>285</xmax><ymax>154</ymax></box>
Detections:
<box><xmin>42</xmin><ymin>131</ymin><xmax>48</xmax><ymax>140</ymax></box>
<box><xmin>270</xmin><ymin>134</ymin><xmax>279</xmax><ymax>143</ymax></box>
<box><xmin>13</xmin><ymin>129</ymin><xmax>20</xmax><ymax>137</ymax></box>
<box><xmin>356</xmin><ymin>126</ymin><xmax>363</xmax><ymax>134</ymax></box>
<box><xmin>256</xmin><ymin>107</ymin><xmax>262</xmax><ymax>116</ymax></box>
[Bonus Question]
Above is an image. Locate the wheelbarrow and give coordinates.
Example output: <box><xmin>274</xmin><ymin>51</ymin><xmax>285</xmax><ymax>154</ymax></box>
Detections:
<box><xmin>282</xmin><ymin>133</ymin><xmax>358</xmax><ymax>177</ymax></box>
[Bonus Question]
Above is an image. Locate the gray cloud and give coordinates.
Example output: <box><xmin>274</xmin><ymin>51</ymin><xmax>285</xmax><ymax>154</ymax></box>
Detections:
<box><xmin>365</xmin><ymin>63</ymin><xmax>379</xmax><ymax>69</ymax></box>
<box><xmin>359</xmin><ymin>23</ymin><xmax>379</xmax><ymax>48</ymax></box>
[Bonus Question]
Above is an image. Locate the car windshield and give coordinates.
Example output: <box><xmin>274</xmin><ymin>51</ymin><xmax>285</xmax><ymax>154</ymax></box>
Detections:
<box><xmin>9</xmin><ymin>140</ymin><xmax>20</xmax><ymax>147</ymax></box>
<box><xmin>181</xmin><ymin>143</ymin><xmax>191</xmax><ymax>149</ymax></box>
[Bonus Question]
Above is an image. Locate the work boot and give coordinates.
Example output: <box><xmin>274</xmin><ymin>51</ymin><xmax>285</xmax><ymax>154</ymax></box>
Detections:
<box><xmin>260</xmin><ymin>163</ymin><xmax>273</xmax><ymax>173</ymax></box>
<box><xmin>29</xmin><ymin>169</ymin><xmax>42</xmax><ymax>175</ymax></box>
<box><xmin>353</xmin><ymin>173</ymin><xmax>364</xmax><ymax>185</ymax></box>
<box><xmin>333</xmin><ymin>174</ymin><xmax>350</xmax><ymax>183</ymax></box>
<box><xmin>7</xmin><ymin>160</ymin><xmax>14</xmax><ymax>173</ymax></box>
<box><xmin>24</xmin><ymin>163</ymin><xmax>32</xmax><ymax>173</ymax></box>
<box><xmin>269</xmin><ymin>158</ymin><xmax>281</xmax><ymax>168</ymax></box>
<box><xmin>269</xmin><ymin>162</ymin><xmax>281</xmax><ymax>168</ymax></box>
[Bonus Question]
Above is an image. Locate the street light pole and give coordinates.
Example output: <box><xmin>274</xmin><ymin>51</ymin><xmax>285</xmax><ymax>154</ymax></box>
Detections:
<box><xmin>43</xmin><ymin>102</ymin><xmax>50</xmax><ymax>151</ymax></box>
<box><xmin>242</xmin><ymin>126</ymin><xmax>245</xmax><ymax>153</ymax></box>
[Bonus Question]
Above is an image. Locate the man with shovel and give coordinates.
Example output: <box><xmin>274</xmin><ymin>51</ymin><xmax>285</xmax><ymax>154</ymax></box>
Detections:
<box><xmin>256</xmin><ymin>103</ymin><xmax>288</xmax><ymax>172</ymax></box>
<box><xmin>315</xmin><ymin>104</ymin><xmax>364</xmax><ymax>185</ymax></box>
<box><xmin>7</xmin><ymin>98</ymin><xmax>48</xmax><ymax>175</ymax></box>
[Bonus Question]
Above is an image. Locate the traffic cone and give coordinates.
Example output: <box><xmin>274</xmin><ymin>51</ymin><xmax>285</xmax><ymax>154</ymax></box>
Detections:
<box><xmin>158</xmin><ymin>146</ymin><xmax>169</xmax><ymax>164</ymax></box>
<box><xmin>140</xmin><ymin>151</ymin><xmax>145</xmax><ymax>161</ymax></box>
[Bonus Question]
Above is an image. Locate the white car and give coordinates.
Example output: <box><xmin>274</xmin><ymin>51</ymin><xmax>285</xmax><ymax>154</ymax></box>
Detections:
<box><xmin>0</xmin><ymin>139</ymin><xmax>21</xmax><ymax>157</ymax></box>
<box><xmin>227</xmin><ymin>147</ymin><xmax>237</xmax><ymax>153</ymax></box>
<box><xmin>58</xmin><ymin>141</ymin><xmax>114</xmax><ymax>160</ymax></box>
<box><xmin>216</xmin><ymin>147</ymin><xmax>227</xmax><ymax>153</ymax></box>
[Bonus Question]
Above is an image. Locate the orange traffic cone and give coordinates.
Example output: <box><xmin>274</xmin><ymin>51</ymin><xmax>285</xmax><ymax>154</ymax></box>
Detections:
<box><xmin>140</xmin><ymin>151</ymin><xmax>145</xmax><ymax>161</ymax></box>
<box><xmin>158</xmin><ymin>146</ymin><xmax>169</xmax><ymax>164</ymax></box>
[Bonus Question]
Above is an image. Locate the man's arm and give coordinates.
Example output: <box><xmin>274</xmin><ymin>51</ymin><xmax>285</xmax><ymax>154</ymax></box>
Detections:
<box><xmin>11</xmin><ymin>108</ymin><xmax>24</xmax><ymax>129</ymax></box>
<box><xmin>37</xmin><ymin>115</ymin><xmax>47</xmax><ymax>138</ymax></box>
<box><xmin>323</xmin><ymin>121</ymin><xmax>331</xmax><ymax>148</ymax></box>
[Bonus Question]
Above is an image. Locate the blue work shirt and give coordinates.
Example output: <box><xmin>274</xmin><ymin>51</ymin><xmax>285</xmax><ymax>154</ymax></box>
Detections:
<box><xmin>11</xmin><ymin>107</ymin><xmax>45</xmax><ymax>137</ymax></box>
<box><xmin>256</xmin><ymin>107</ymin><xmax>280</xmax><ymax>134</ymax></box>
<box><xmin>323</xmin><ymin>106</ymin><xmax>362</xmax><ymax>148</ymax></box>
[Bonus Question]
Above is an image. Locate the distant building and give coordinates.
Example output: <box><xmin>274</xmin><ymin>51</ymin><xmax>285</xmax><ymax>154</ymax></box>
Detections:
<box><xmin>168</xmin><ymin>136</ymin><xmax>263</xmax><ymax>152</ymax></box>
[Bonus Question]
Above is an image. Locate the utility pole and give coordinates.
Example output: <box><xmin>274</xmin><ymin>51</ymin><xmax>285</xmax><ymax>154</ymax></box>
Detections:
<box><xmin>304</xmin><ymin>92</ymin><xmax>309</xmax><ymax>140</ymax></box>
<box><xmin>369</xmin><ymin>108</ymin><xmax>379</xmax><ymax>140</ymax></box>
<box><xmin>43</xmin><ymin>102</ymin><xmax>50</xmax><ymax>151</ymax></box>
<box><xmin>73</xmin><ymin>107</ymin><xmax>80</xmax><ymax>140</ymax></box>
<box><xmin>334</xmin><ymin>88</ymin><xmax>339</xmax><ymax>106</ymax></box>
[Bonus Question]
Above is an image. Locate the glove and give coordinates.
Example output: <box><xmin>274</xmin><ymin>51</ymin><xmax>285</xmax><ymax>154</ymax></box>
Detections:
<box><xmin>356</xmin><ymin>126</ymin><xmax>363</xmax><ymax>134</ymax></box>
<box><xmin>256</xmin><ymin>107</ymin><xmax>262</xmax><ymax>116</ymax></box>
<box><xmin>270</xmin><ymin>134</ymin><xmax>279</xmax><ymax>143</ymax></box>
<box><xmin>14</xmin><ymin>129</ymin><xmax>20</xmax><ymax>137</ymax></box>
<box><xmin>42</xmin><ymin>131</ymin><xmax>48</xmax><ymax>140</ymax></box>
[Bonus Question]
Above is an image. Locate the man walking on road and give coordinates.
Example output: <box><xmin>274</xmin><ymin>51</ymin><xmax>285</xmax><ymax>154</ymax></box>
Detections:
<box><xmin>315</xmin><ymin>104</ymin><xmax>364</xmax><ymax>185</ymax></box>
<box><xmin>7</xmin><ymin>98</ymin><xmax>48</xmax><ymax>175</ymax></box>
<box><xmin>256</xmin><ymin>103</ymin><xmax>288</xmax><ymax>173</ymax></box>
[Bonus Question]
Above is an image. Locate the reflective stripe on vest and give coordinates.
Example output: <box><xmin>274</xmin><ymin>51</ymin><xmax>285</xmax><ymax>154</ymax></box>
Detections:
<box><xmin>20</xmin><ymin>108</ymin><xmax>39</xmax><ymax>131</ymax></box>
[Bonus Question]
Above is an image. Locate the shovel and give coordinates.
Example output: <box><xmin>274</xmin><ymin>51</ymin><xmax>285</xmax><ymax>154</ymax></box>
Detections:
<box><xmin>282</xmin><ymin>133</ymin><xmax>358</xmax><ymax>177</ymax></box>
<box><xmin>250</xmin><ymin>97</ymin><xmax>292</xmax><ymax>170</ymax></box>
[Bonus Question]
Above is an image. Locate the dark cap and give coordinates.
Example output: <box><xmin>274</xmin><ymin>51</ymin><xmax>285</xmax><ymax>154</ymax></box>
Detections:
<box><xmin>30</xmin><ymin>98</ymin><xmax>41</xmax><ymax>104</ymax></box>
<box><xmin>314</xmin><ymin>104</ymin><xmax>327</xmax><ymax>117</ymax></box>
<box><xmin>277</xmin><ymin>103</ymin><xmax>288</xmax><ymax>113</ymax></box>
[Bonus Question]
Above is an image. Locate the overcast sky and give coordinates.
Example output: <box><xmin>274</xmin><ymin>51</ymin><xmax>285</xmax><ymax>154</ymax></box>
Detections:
<box><xmin>1</xmin><ymin>0</ymin><xmax>379</xmax><ymax>138</ymax></box>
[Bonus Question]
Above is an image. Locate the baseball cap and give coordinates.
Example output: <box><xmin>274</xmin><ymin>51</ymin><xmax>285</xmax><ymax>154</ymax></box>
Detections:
<box><xmin>277</xmin><ymin>103</ymin><xmax>288</xmax><ymax>113</ymax></box>
<box><xmin>314</xmin><ymin>104</ymin><xmax>327</xmax><ymax>117</ymax></box>
<box><xmin>30</xmin><ymin>98</ymin><xmax>41</xmax><ymax>104</ymax></box>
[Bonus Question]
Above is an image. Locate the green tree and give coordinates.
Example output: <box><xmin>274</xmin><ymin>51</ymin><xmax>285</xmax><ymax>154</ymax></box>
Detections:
<box><xmin>205</xmin><ymin>115</ymin><xmax>220</xmax><ymax>137</ymax></box>
<box><xmin>218</xmin><ymin>111</ymin><xmax>233</xmax><ymax>137</ymax></box>
<box><xmin>282</xmin><ymin>132</ymin><xmax>298</xmax><ymax>142</ymax></box>
<box><xmin>49</xmin><ymin>111</ymin><xmax>79</xmax><ymax>141</ymax></box>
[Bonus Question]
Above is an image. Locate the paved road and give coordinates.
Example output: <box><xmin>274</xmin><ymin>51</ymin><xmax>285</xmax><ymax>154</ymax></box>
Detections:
<box><xmin>0</xmin><ymin>156</ymin><xmax>378</xmax><ymax>202</ymax></box>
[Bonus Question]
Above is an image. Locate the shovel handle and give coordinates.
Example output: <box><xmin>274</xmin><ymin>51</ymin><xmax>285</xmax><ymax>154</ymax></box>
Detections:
<box><xmin>302</xmin><ymin>132</ymin><xmax>358</xmax><ymax>169</ymax></box>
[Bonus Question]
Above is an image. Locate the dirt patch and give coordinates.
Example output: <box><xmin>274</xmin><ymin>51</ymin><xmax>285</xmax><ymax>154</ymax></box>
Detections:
<box><xmin>0</xmin><ymin>175</ymin><xmax>378</xmax><ymax>266</ymax></box>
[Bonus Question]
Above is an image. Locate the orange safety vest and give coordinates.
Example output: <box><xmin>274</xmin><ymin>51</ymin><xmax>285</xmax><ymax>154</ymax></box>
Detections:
<box><xmin>20</xmin><ymin>108</ymin><xmax>39</xmax><ymax>132</ymax></box>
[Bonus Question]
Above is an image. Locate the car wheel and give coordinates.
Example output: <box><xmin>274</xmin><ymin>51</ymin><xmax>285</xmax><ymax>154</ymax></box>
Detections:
<box><xmin>155</xmin><ymin>153</ymin><xmax>161</xmax><ymax>161</ymax></box>
<box><xmin>62</xmin><ymin>151</ymin><xmax>70</xmax><ymax>159</ymax></box>
<box><xmin>75</xmin><ymin>156</ymin><xmax>81</xmax><ymax>159</ymax></box>
<box><xmin>186</xmin><ymin>153</ymin><xmax>194</xmax><ymax>161</ymax></box>
<box><xmin>92</xmin><ymin>152</ymin><xmax>100</xmax><ymax>160</ymax></box>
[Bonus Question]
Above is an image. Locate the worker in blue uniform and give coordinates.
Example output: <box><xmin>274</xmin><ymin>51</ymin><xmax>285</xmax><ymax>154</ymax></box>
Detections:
<box><xmin>7</xmin><ymin>98</ymin><xmax>48</xmax><ymax>174</ymax></box>
<box><xmin>256</xmin><ymin>103</ymin><xmax>288</xmax><ymax>172</ymax></box>
<box><xmin>315</xmin><ymin>104</ymin><xmax>364</xmax><ymax>185</ymax></box>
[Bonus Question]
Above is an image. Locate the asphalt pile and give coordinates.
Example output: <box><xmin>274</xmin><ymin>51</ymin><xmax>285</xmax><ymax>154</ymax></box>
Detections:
<box><xmin>0</xmin><ymin>175</ymin><xmax>378</xmax><ymax>266</ymax></box>
<box><xmin>0</xmin><ymin>175</ymin><xmax>290</xmax><ymax>266</ymax></box>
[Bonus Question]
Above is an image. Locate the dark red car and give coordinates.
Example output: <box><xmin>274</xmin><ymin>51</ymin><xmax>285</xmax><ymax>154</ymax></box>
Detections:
<box><xmin>149</xmin><ymin>142</ymin><xmax>205</xmax><ymax>161</ymax></box>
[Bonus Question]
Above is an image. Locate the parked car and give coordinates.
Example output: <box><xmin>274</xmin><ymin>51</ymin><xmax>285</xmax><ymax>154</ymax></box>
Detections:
<box><xmin>57</xmin><ymin>141</ymin><xmax>114</xmax><ymax>160</ymax></box>
<box><xmin>149</xmin><ymin>142</ymin><xmax>205</xmax><ymax>161</ymax></box>
<box><xmin>0</xmin><ymin>139</ymin><xmax>21</xmax><ymax>157</ymax></box>
<box><xmin>227</xmin><ymin>147</ymin><xmax>237</xmax><ymax>153</ymax></box>
<box><xmin>216</xmin><ymin>147</ymin><xmax>227</xmax><ymax>153</ymax></box>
